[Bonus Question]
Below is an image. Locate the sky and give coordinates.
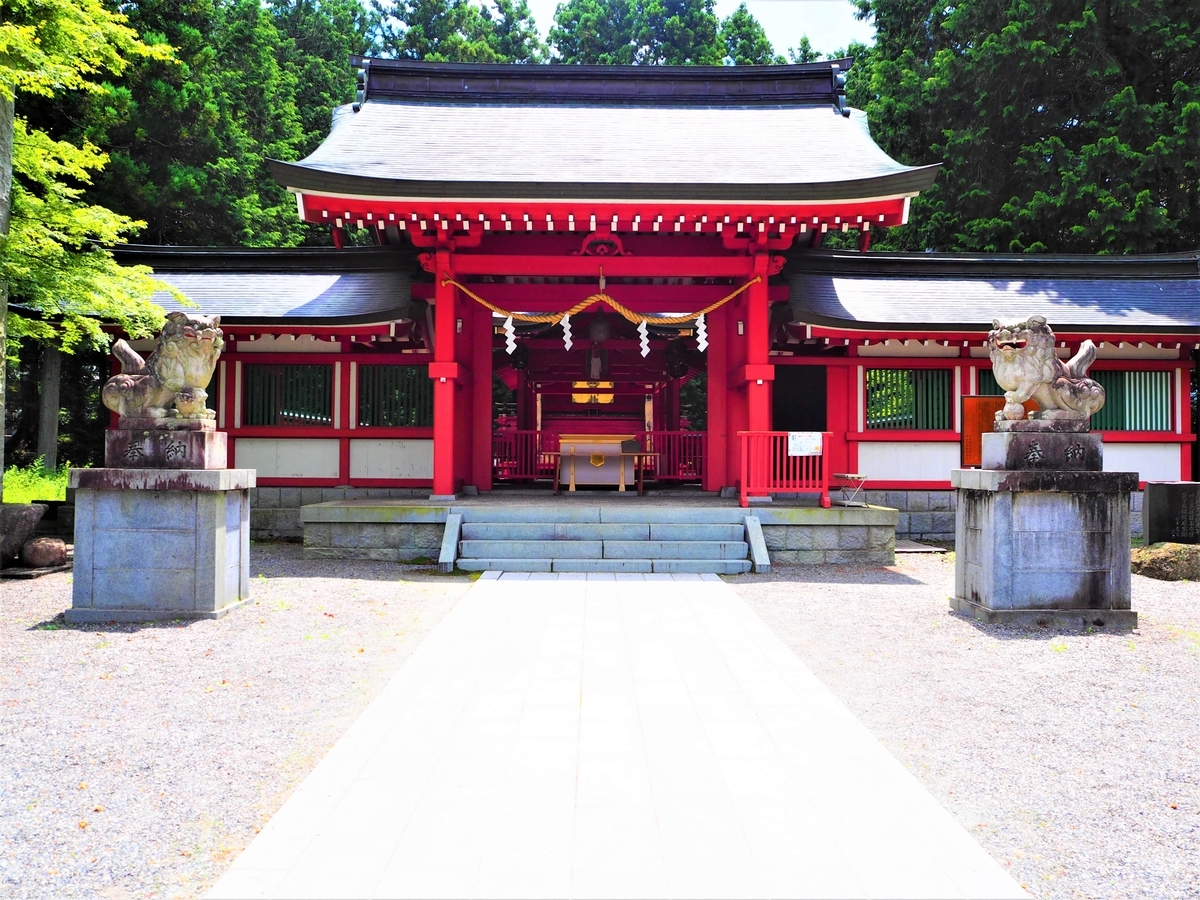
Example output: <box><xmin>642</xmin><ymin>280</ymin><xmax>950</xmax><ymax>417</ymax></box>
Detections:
<box><xmin>521</xmin><ymin>0</ymin><xmax>876</xmax><ymax>60</ymax></box>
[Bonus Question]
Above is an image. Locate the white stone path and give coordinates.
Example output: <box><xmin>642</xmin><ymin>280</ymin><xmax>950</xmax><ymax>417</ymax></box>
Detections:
<box><xmin>208</xmin><ymin>573</ymin><xmax>1028</xmax><ymax>899</ymax></box>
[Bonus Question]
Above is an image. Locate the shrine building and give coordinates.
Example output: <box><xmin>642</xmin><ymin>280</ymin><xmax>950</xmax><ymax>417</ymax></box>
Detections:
<box><xmin>114</xmin><ymin>59</ymin><xmax>1200</xmax><ymax>541</ymax></box>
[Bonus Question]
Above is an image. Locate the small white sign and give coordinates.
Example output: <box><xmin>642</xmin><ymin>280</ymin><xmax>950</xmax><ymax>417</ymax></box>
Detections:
<box><xmin>787</xmin><ymin>432</ymin><xmax>823</xmax><ymax>457</ymax></box>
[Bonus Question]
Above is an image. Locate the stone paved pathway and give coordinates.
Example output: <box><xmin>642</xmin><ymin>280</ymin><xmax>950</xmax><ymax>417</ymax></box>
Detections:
<box><xmin>207</xmin><ymin>573</ymin><xmax>1028</xmax><ymax>899</ymax></box>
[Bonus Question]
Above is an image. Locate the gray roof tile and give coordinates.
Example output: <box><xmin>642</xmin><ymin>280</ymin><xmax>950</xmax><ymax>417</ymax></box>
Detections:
<box><xmin>789</xmin><ymin>274</ymin><xmax>1200</xmax><ymax>331</ymax></box>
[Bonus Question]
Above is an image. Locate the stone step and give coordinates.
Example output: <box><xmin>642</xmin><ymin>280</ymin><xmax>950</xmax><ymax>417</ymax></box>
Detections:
<box><xmin>458</xmin><ymin>539</ymin><xmax>748</xmax><ymax>561</ymax></box>
<box><xmin>461</xmin><ymin>523</ymin><xmax>649</xmax><ymax>541</ymax></box>
<box><xmin>601</xmin><ymin>540</ymin><xmax>748</xmax><ymax>560</ymax></box>
<box><xmin>459</xmin><ymin>539</ymin><xmax>603</xmax><ymax>559</ymax></box>
<box><xmin>457</xmin><ymin>507</ymin><xmax>747</xmax><ymax>525</ymax></box>
<box><xmin>456</xmin><ymin>558</ymin><xmax>752</xmax><ymax>574</ymax></box>
<box><xmin>458</xmin><ymin>523</ymin><xmax>746</xmax><ymax>542</ymax></box>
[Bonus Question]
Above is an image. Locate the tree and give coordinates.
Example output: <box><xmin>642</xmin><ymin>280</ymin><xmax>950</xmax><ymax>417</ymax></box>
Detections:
<box><xmin>60</xmin><ymin>0</ymin><xmax>311</xmax><ymax>247</ymax></box>
<box><xmin>550</xmin><ymin>0</ymin><xmax>637</xmax><ymax>64</ymax></box>
<box><xmin>0</xmin><ymin>0</ymin><xmax>174</xmax><ymax>484</ymax></box>
<box><xmin>633</xmin><ymin>0</ymin><xmax>722</xmax><ymax>65</ymax></box>
<box><xmin>855</xmin><ymin>0</ymin><xmax>1200</xmax><ymax>253</ymax></box>
<box><xmin>719</xmin><ymin>3</ymin><xmax>783</xmax><ymax>66</ymax></box>
<box><xmin>373</xmin><ymin>0</ymin><xmax>546</xmax><ymax>62</ymax></box>
<box><xmin>787</xmin><ymin>36</ymin><xmax>819</xmax><ymax>64</ymax></box>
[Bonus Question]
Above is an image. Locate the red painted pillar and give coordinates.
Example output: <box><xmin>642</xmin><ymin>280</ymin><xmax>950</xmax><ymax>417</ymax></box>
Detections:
<box><xmin>746</xmin><ymin>253</ymin><xmax>773</xmax><ymax>432</ymax></box>
<box><xmin>726</xmin><ymin>295</ymin><xmax>749</xmax><ymax>487</ymax></box>
<box><xmin>705</xmin><ymin>306</ymin><xmax>728</xmax><ymax>492</ymax></box>
<box><xmin>472</xmin><ymin>298</ymin><xmax>494</xmax><ymax>490</ymax></box>
<box><xmin>431</xmin><ymin>250</ymin><xmax>459</xmax><ymax>496</ymax></box>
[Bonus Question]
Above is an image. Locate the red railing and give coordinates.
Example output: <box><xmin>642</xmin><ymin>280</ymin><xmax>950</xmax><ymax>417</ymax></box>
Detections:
<box><xmin>738</xmin><ymin>431</ymin><xmax>831</xmax><ymax>509</ymax></box>
<box><xmin>639</xmin><ymin>431</ymin><xmax>706</xmax><ymax>481</ymax></box>
<box><xmin>492</xmin><ymin>430</ymin><xmax>705</xmax><ymax>484</ymax></box>
<box><xmin>492</xmin><ymin>430</ymin><xmax>560</xmax><ymax>481</ymax></box>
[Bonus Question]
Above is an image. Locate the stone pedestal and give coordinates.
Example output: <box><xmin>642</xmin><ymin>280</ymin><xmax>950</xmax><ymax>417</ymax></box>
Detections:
<box><xmin>66</xmin><ymin>468</ymin><xmax>255</xmax><ymax>623</ymax></box>
<box><xmin>950</xmin><ymin>467</ymin><xmax>1139</xmax><ymax>629</ymax></box>
<box><xmin>105</xmin><ymin>418</ymin><xmax>226</xmax><ymax>469</ymax></box>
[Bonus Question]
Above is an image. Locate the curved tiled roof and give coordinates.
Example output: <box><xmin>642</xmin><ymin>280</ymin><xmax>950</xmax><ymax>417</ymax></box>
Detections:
<box><xmin>114</xmin><ymin>246</ymin><xmax>421</xmax><ymax>325</ymax></box>
<box><xmin>270</xmin><ymin>59</ymin><xmax>939</xmax><ymax>203</ymax></box>
<box><xmin>786</xmin><ymin>251</ymin><xmax>1200</xmax><ymax>332</ymax></box>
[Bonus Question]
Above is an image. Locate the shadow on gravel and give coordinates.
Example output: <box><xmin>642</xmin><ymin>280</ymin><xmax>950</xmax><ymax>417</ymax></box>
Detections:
<box><xmin>949</xmin><ymin>608</ymin><xmax>1138</xmax><ymax>640</ymax></box>
<box><xmin>727</xmin><ymin>565</ymin><xmax>926</xmax><ymax>586</ymax></box>
<box><xmin>27</xmin><ymin>611</ymin><xmax>209</xmax><ymax>633</ymax></box>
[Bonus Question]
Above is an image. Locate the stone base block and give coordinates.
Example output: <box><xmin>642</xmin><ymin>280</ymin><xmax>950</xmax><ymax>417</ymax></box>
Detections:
<box><xmin>67</xmin><ymin>470</ymin><xmax>252</xmax><ymax>623</ymax></box>
<box><xmin>950</xmin><ymin>596</ymin><xmax>1137</xmax><ymax>630</ymax></box>
<box><xmin>982</xmin><ymin>431</ymin><xmax>1102</xmax><ymax>471</ymax></box>
<box><xmin>106</xmin><ymin>428</ymin><xmax>227</xmax><ymax>469</ymax></box>
<box><xmin>952</xmin><ymin>467</ymin><xmax>1136</xmax><ymax>624</ymax></box>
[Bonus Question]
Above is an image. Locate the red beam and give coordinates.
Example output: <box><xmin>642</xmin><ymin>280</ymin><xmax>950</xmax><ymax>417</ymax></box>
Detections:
<box><xmin>448</xmin><ymin>255</ymin><xmax>755</xmax><ymax>278</ymax></box>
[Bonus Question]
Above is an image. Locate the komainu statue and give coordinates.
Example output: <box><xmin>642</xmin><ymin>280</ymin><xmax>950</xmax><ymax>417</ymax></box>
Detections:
<box><xmin>102</xmin><ymin>313</ymin><xmax>225</xmax><ymax>420</ymax></box>
<box><xmin>988</xmin><ymin>315</ymin><xmax>1105</xmax><ymax>421</ymax></box>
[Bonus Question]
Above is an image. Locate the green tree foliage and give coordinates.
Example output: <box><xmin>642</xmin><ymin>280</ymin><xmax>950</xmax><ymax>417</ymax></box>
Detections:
<box><xmin>0</xmin><ymin>0</ymin><xmax>175</xmax><ymax>478</ymax></box>
<box><xmin>373</xmin><ymin>0</ymin><xmax>546</xmax><ymax>62</ymax></box>
<box><xmin>550</xmin><ymin>0</ymin><xmax>637</xmax><ymax>64</ymax></box>
<box><xmin>855</xmin><ymin>0</ymin><xmax>1200</xmax><ymax>253</ymax></box>
<box><xmin>787</xmin><ymin>36</ymin><xmax>820</xmax><ymax>64</ymax></box>
<box><xmin>552</xmin><ymin>0</ymin><xmax>756</xmax><ymax>66</ymax></box>
<box><xmin>60</xmin><ymin>0</ymin><xmax>314</xmax><ymax>247</ymax></box>
<box><xmin>720</xmin><ymin>3</ymin><xmax>783</xmax><ymax>65</ymax></box>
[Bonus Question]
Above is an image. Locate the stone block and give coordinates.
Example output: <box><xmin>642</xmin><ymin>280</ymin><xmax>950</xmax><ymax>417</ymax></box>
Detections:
<box><xmin>254</xmin><ymin>488</ymin><xmax>280</xmax><ymax>509</ymax></box>
<box><xmin>908</xmin><ymin>512</ymin><xmax>933</xmax><ymax>535</ymax></box>
<box><xmin>982</xmin><ymin>431</ymin><xmax>1102</xmax><ymax>471</ymax></box>
<box><xmin>414</xmin><ymin>525</ymin><xmax>444</xmax><ymax>549</ymax></box>
<box><xmin>791</xmin><ymin>551</ymin><xmax>827</xmax><ymax>565</ymax></box>
<box><xmin>863</xmin><ymin>491</ymin><xmax>889</xmax><ymax>506</ymax></box>
<box><xmin>868</xmin><ymin>527</ymin><xmax>894</xmax><ymax>550</ymax></box>
<box><xmin>932</xmin><ymin>512</ymin><xmax>957</xmax><ymax>534</ymax></box>
<box><xmin>300</xmin><ymin>488</ymin><xmax>324</xmax><ymax>506</ymax></box>
<box><xmin>907</xmin><ymin>492</ymin><xmax>930</xmax><ymax>511</ymax></box>
<box><xmin>366</xmin><ymin>489</ymin><xmax>392</xmax><ymax>499</ymax></box>
<box><xmin>886</xmin><ymin>491</ymin><xmax>909</xmax><ymax>511</ymax></box>
<box><xmin>785</xmin><ymin>528</ymin><xmax>814</xmax><ymax>551</ymax></box>
<box><xmin>304</xmin><ymin>524</ymin><xmax>331</xmax><ymax>548</ymax></box>
<box><xmin>344</xmin><ymin>489</ymin><xmax>370</xmax><ymax>500</ymax></box>
<box><xmin>321</xmin><ymin>488</ymin><xmax>347</xmax><ymax>502</ymax></box>
<box><xmin>929</xmin><ymin>492</ymin><xmax>953</xmax><ymax>511</ymax></box>
<box><xmin>21</xmin><ymin>536</ymin><xmax>68</xmax><ymax>567</ymax></box>
<box><xmin>279</xmin><ymin>488</ymin><xmax>302</xmax><ymax>509</ymax></box>
<box><xmin>812</xmin><ymin>527</ymin><xmax>838</xmax><ymax>550</ymax></box>
<box><xmin>762</xmin><ymin>527</ymin><xmax>785</xmax><ymax>551</ymax></box>
<box><xmin>67</xmin><ymin>485</ymin><xmax>250</xmax><ymax>623</ymax></box>
<box><xmin>771</xmin><ymin>550</ymin><xmax>799</xmax><ymax>564</ymax></box>
<box><xmin>1131</xmin><ymin>491</ymin><xmax>1144</xmax><ymax>512</ymax></box>
<box><xmin>273</xmin><ymin>509</ymin><xmax>301</xmax><ymax>536</ymax></box>
<box><xmin>896</xmin><ymin>513</ymin><xmax>910</xmax><ymax>536</ymax></box>
<box><xmin>105</xmin><ymin>428</ymin><xmax>227</xmax><ymax>469</ymax></box>
<box><xmin>837</xmin><ymin>526</ymin><xmax>868</xmax><ymax>550</ymax></box>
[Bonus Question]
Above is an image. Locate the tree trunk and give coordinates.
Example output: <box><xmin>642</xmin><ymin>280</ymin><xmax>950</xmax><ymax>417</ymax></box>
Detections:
<box><xmin>0</xmin><ymin>93</ymin><xmax>14</xmax><ymax>495</ymax></box>
<box><xmin>37</xmin><ymin>344</ymin><xmax>62</xmax><ymax>470</ymax></box>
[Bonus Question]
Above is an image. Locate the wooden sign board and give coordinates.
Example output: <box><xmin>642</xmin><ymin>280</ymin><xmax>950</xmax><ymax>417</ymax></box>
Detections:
<box><xmin>961</xmin><ymin>397</ymin><xmax>1038</xmax><ymax>467</ymax></box>
<box><xmin>787</xmin><ymin>432</ymin><xmax>823</xmax><ymax>457</ymax></box>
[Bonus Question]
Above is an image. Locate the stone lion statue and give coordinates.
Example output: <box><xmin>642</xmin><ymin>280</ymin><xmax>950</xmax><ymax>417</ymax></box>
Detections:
<box><xmin>102</xmin><ymin>312</ymin><xmax>225</xmax><ymax>420</ymax></box>
<box><xmin>988</xmin><ymin>315</ymin><xmax>1105</xmax><ymax>421</ymax></box>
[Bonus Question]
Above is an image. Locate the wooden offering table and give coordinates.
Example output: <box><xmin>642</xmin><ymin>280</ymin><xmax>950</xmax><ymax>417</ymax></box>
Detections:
<box><xmin>553</xmin><ymin>434</ymin><xmax>657</xmax><ymax>496</ymax></box>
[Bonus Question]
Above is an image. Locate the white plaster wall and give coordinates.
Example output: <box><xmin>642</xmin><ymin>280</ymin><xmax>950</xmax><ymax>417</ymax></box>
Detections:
<box><xmin>236</xmin><ymin>438</ymin><xmax>340</xmax><ymax>478</ymax></box>
<box><xmin>857</xmin><ymin>441</ymin><xmax>961</xmax><ymax>482</ymax></box>
<box><xmin>349</xmin><ymin>439</ymin><xmax>434</xmax><ymax>479</ymax></box>
<box><xmin>1103</xmin><ymin>443</ymin><xmax>1182</xmax><ymax>482</ymax></box>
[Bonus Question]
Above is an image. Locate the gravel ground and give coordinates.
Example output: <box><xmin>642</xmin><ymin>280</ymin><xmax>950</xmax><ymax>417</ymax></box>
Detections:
<box><xmin>730</xmin><ymin>554</ymin><xmax>1200</xmax><ymax>900</ymax></box>
<box><xmin>0</xmin><ymin>544</ymin><xmax>471</xmax><ymax>900</ymax></box>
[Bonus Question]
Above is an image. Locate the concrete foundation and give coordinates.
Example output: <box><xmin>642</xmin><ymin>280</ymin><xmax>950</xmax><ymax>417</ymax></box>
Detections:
<box><xmin>67</xmin><ymin>468</ymin><xmax>255</xmax><ymax>623</ymax></box>
<box><xmin>951</xmin><ymin>468</ymin><xmax>1139</xmax><ymax>629</ymax></box>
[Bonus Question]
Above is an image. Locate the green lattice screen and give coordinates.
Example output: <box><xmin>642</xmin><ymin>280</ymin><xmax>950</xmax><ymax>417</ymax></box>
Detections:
<box><xmin>1090</xmin><ymin>370</ymin><xmax>1172</xmax><ymax>431</ymax></box>
<box><xmin>242</xmin><ymin>364</ymin><xmax>333</xmax><ymax>426</ymax></box>
<box><xmin>865</xmin><ymin>368</ymin><xmax>951</xmax><ymax>430</ymax></box>
<box><xmin>358</xmin><ymin>365</ymin><xmax>433</xmax><ymax>427</ymax></box>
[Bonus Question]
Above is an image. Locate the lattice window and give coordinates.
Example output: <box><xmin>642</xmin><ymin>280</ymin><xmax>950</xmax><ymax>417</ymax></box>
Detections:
<box><xmin>1091</xmin><ymin>370</ymin><xmax>1172</xmax><ymax>431</ymax></box>
<box><xmin>978</xmin><ymin>367</ymin><xmax>1171</xmax><ymax>430</ymax></box>
<box><xmin>357</xmin><ymin>365</ymin><xmax>433</xmax><ymax>427</ymax></box>
<box><xmin>977</xmin><ymin>368</ymin><xmax>1003</xmax><ymax>396</ymax></box>
<box><xmin>865</xmin><ymin>368</ymin><xmax>951</xmax><ymax>430</ymax></box>
<box><xmin>242</xmin><ymin>364</ymin><xmax>333</xmax><ymax>427</ymax></box>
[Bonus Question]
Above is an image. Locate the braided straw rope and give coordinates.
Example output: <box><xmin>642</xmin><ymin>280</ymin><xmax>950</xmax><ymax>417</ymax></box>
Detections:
<box><xmin>440</xmin><ymin>276</ymin><xmax>761</xmax><ymax>327</ymax></box>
